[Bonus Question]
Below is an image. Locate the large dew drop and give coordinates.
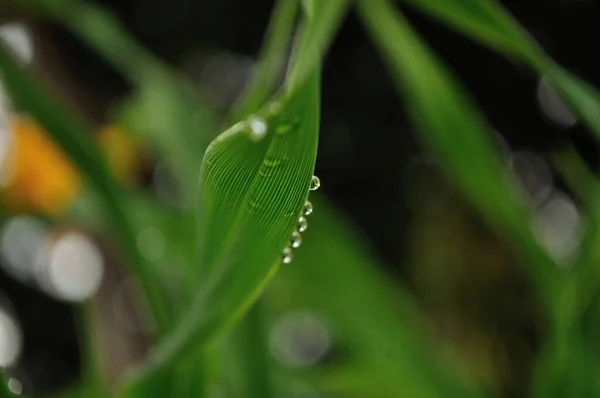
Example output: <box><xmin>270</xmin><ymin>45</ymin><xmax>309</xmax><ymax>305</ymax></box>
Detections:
<box><xmin>309</xmin><ymin>175</ymin><xmax>320</xmax><ymax>191</ymax></box>
<box><xmin>303</xmin><ymin>201</ymin><xmax>313</xmax><ymax>216</ymax></box>
<box><xmin>297</xmin><ymin>217</ymin><xmax>308</xmax><ymax>233</ymax></box>
<box><xmin>282</xmin><ymin>247</ymin><xmax>293</xmax><ymax>264</ymax></box>
<box><xmin>290</xmin><ymin>231</ymin><xmax>302</xmax><ymax>248</ymax></box>
<box><xmin>248</xmin><ymin>117</ymin><xmax>267</xmax><ymax>141</ymax></box>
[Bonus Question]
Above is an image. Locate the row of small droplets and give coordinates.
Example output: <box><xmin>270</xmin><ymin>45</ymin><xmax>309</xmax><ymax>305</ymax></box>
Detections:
<box><xmin>282</xmin><ymin>175</ymin><xmax>320</xmax><ymax>264</ymax></box>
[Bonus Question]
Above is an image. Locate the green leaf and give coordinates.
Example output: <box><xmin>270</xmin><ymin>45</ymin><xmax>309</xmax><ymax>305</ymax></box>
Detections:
<box><xmin>231</xmin><ymin>303</ymin><xmax>275</xmax><ymax>398</ymax></box>
<box><xmin>0</xmin><ymin>45</ymin><xmax>171</xmax><ymax>333</ymax></box>
<box><xmin>405</xmin><ymin>0</ymin><xmax>600</xmax><ymax>143</ymax></box>
<box><xmin>115</xmin><ymin>70</ymin><xmax>219</xmax><ymax>207</ymax></box>
<box><xmin>286</xmin><ymin>0</ymin><xmax>349</xmax><ymax>92</ymax></box>
<box><xmin>274</xmin><ymin>195</ymin><xmax>484</xmax><ymax>398</ymax></box>
<box><xmin>357</xmin><ymin>0</ymin><xmax>560</xmax><ymax>304</ymax></box>
<box><xmin>231</xmin><ymin>0</ymin><xmax>301</xmax><ymax>122</ymax></box>
<box><xmin>121</xmin><ymin>71</ymin><xmax>321</xmax><ymax>397</ymax></box>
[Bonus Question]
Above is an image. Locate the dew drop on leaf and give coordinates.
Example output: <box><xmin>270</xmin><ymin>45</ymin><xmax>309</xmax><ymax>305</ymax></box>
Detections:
<box><xmin>303</xmin><ymin>201</ymin><xmax>313</xmax><ymax>216</ymax></box>
<box><xmin>248</xmin><ymin>117</ymin><xmax>267</xmax><ymax>141</ymax></box>
<box><xmin>309</xmin><ymin>175</ymin><xmax>320</xmax><ymax>191</ymax></box>
<box><xmin>290</xmin><ymin>231</ymin><xmax>302</xmax><ymax>248</ymax></box>
<box><xmin>282</xmin><ymin>247</ymin><xmax>293</xmax><ymax>264</ymax></box>
<box><xmin>297</xmin><ymin>217</ymin><xmax>308</xmax><ymax>233</ymax></box>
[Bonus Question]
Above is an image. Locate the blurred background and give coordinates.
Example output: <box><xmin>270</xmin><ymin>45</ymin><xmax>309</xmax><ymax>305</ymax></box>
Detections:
<box><xmin>0</xmin><ymin>0</ymin><xmax>599</xmax><ymax>397</ymax></box>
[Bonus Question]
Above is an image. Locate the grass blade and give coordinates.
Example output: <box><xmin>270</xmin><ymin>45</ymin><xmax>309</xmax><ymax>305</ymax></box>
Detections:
<box><xmin>286</xmin><ymin>0</ymin><xmax>349</xmax><ymax>92</ymax></box>
<box><xmin>231</xmin><ymin>0</ymin><xmax>301</xmax><ymax>122</ymax></box>
<box><xmin>405</xmin><ymin>0</ymin><xmax>600</xmax><ymax>144</ymax></box>
<box><xmin>358</xmin><ymin>0</ymin><xmax>560</xmax><ymax>305</ymax></box>
<box><xmin>232</xmin><ymin>303</ymin><xmax>275</xmax><ymax>398</ymax></box>
<box><xmin>0</xmin><ymin>45</ymin><xmax>171</xmax><ymax>334</ymax></box>
<box><xmin>121</xmin><ymin>70</ymin><xmax>321</xmax><ymax>397</ymax></box>
<box><xmin>276</xmin><ymin>195</ymin><xmax>484</xmax><ymax>397</ymax></box>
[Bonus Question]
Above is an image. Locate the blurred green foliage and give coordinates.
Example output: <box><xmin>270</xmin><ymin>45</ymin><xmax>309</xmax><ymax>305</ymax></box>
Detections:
<box><xmin>2</xmin><ymin>0</ymin><xmax>600</xmax><ymax>397</ymax></box>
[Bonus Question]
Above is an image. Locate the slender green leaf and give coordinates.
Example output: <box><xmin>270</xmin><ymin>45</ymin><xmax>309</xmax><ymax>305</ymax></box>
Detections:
<box><xmin>231</xmin><ymin>0</ymin><xmax>301</xmax><ymax>122</ymax></box>
<box><xmin>286</xmin><ymin>0</ymin><xmax>349</xmax><ymax>92</ymax></box>
<box><xmin>115</xmin><ymin>71</ymin><xmax>219</xmax><ymax>207</ymax></box>
<box><xmin>0</xmin><ymin>45</ymin><xmax>171</xmax><ymax>333</ymax></box>
<box><xmin>232</xmin><ymin>303</ymin><xmax>275</xmax><ymax>398</ymax></box>
<box><xmin>121</xmin><ymin>71</ymin><xmax>321</xmax><ymax>397</ymax></box>
<box><xmin>358</xmin><ymin>0</ymin><xmax>560</xmax><ymax>304</ymax></box>
<box><xmin>274</xmin><ymin>195</ymin><xmax>484</xmax><ymax>398</ymax></box>
<box><xmin>405</xmin><ymin>0</ymin><xmax>600</xmax><ymax>144</ymax></box>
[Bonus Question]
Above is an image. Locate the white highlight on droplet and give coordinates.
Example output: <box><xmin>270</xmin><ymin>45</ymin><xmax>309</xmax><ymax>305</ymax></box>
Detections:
<box><xmin>0</xmin><ymin>310</ymin><xmax>21</xmax><ymax>367</ymax></box>
<box><xmin>248</xmin><ymin>117</ymin><xmax>267</xmax><ymax>141</ymax></box>
<box><xmin>42</xmin><ymin>232</ymin><xmax>104</xmax><ymax>301</ymax></box>
<box><xmin>537</xmin><ymin>76</ymin><xmax>577</xmax><ymax>128</ymax></box>
<box><xmin>0</xmin><ymin>23</ymin><xmax>34</xmax><ymax>65</ymax></box>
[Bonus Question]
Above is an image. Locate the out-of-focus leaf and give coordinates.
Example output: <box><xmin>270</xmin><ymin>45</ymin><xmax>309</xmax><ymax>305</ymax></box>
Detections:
<box><xmin>271</xmin><ymin>195</ymin><xmax>483</xmax><ymax>397</ymax></box>
<box><xmin>0</xmin><ymin>45</ymin><xmax>171</xmax><ymax>333</ymax></box>
<box><xmin>405</xmin><ymin>0</ymin><xmax>600</xmax><ymax>145</ymax></box>
<box><xmin>17</xmin><ymin>0</ymin><xmax>219</xmax><ymax>206</ymax></box>
<box><xmin>115</xmin><ymin>71</ymin><xmax>219</xmax><ymax>207</ymax></box>
<box><xmin>231</xmin><ymin>0</ymin><xmax>301</xmax><ymax>122</ymax></box>
<box><xmin>231</xmin><ymin>304</ymin><xmax>275</xmax><ymax>398</ymax></box>
<box><xmin>358</xmin><ymin>0</ymin><xmax>560</xmax><ymax>304</ymax></box>
<box><xmin>400</xmin><ymin>0</ymin><xmax>600</xmax><ymax>391</ymax></box>
<box><xmin>286</xmin><ymin>0</ymin><xmax>349</xmax><ymax>91</ymax></box>
<box><xmin>121</xmin><ymin>71</ymin><xmax>320</xmax><ymax>397</ymax></box>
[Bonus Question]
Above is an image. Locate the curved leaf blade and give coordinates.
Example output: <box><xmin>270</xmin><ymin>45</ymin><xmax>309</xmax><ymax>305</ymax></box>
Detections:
<box><xmin>406</xmin><ymin>0</ymin><xmax>600</xmax><ymax>139</ymax></box>
<box><xmin>276</xmin><ymin>195</ymin><xmax>484</xmax><ymax>397</ymax></box>
<box><xmin>358</xmin><ymin>0</ymin><xmax>560</xmax><ymax>304</ymax></box>
<box><xmin>122</xmin><ymin>72</ymin><xmax>320</xmax><ymax>396</ymax></box>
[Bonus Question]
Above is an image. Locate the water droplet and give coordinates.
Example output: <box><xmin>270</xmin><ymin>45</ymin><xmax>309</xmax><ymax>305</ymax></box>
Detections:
<box><xmin>309</xmin><ymin>175</ymin><xmax>320</xmax><ymax>191</ymax></box>
<box><xmin>297</xmin><ymin>217</ymin><xmax>308</xmax><ymax>233</ymax></box>
<box><xmin>303</xmin><ymin>201</ymin><xmax>313</xmax><ymax>216</ymax></box>
<box><xmin>248</xmin><ymin>117</ymin><xmax>267</xmax><ymax>141</ymax></box>
<box><xmin>282</xmin><ymin>247</ymin><xmax>293</xmax><ymax>264</ymax></box>
<box><xmin>290</xmin><ymin>231</ymin><xmax>302</xmax><ymax>248</ymax></box>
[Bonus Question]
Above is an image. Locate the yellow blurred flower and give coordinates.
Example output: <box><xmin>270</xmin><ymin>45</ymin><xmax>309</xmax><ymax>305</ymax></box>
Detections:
<box><xmin>1</xmin><ymin>116</ymin><xmax>142</xmax><ymax>216</ymax></box>
<box><xmin>1</xmin><ymin>116</ymin><xmax>81</xmax><ymax>216</ymax></box>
